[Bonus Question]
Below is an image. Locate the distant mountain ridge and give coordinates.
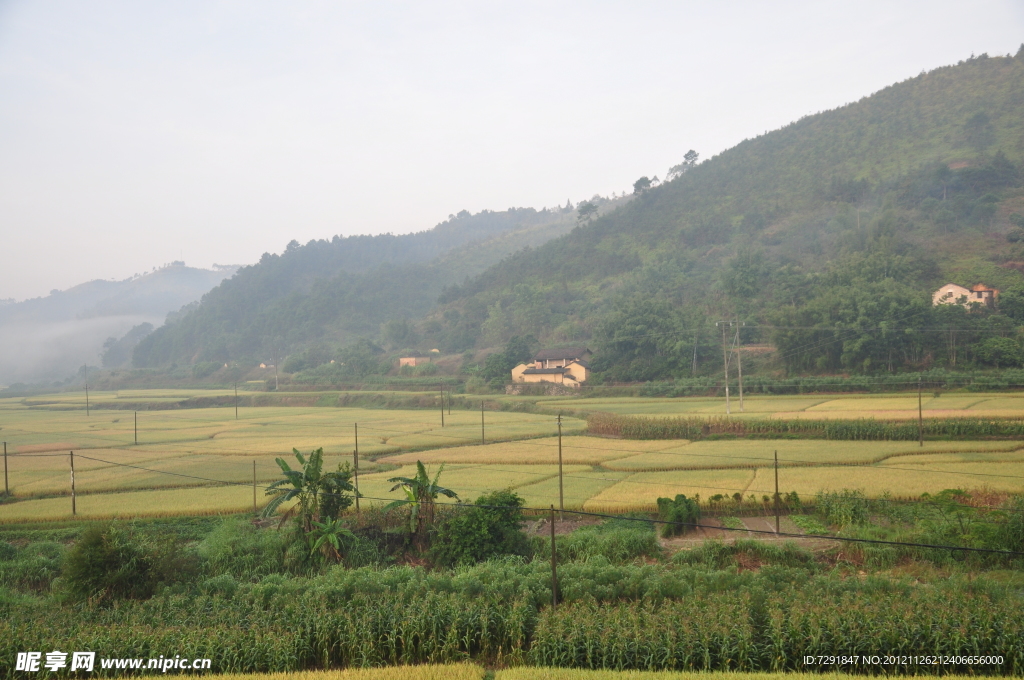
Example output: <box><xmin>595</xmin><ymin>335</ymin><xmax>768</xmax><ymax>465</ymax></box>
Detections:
<box><xmin>131</xmin><ymin>201</ymin><xmax>626</xmax><ymax>366</ymax></box>
<box><xmin>0</xmin><ymin>264</ymin><xmax>236</xmax><ymax>385</ymax></box>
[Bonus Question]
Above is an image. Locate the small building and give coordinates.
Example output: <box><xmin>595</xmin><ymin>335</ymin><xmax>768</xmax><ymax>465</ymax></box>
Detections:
<box><xmin>932</xmin><ymin>283</ymin><xmax>999</xmax><ymax>308</ymax></box>
<box><xmin>511</xmin><ymin>347</ymin><xmax>592</xmax><ymax>388</ymax></box>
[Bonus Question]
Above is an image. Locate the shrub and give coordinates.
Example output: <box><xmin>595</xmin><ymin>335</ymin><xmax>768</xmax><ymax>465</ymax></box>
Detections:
<box><xmin>431</xmin><ymin>490</ymin><xmax>531</xmax><ymax>567</ymax></box>
<box><xmin>657</xmin><ymin>495</ymin><xmax>701</xmax><ymax>538</ymax></box>
<box><xmin>552</xmin><ymin>519</ymin><xmax>661</xmax><ymax>563</ymax></box>
<box><xmin>816</xmin><ymin>489</ymin><xmax>871</xmax><ymax>528</ymax></box>
<box><xmin>198</xmin><ymin>518</ymin><xmax>292</xmax><ymax>580</ymax></box>
<box><xmin>61</xmin><ymin>524</ymin><xmax>156</xmax><ymax>602</ymax></box>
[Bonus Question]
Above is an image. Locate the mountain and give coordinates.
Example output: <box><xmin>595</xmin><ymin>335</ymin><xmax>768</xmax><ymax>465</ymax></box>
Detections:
<box><xmin>132</xmin><ymin>200</ymin><xmax>625</xmax><ymax>367</ymax></box>
<box><xmin>0</xmin><ymin>263</ymin><xmax>236</xmax><ymax>385</ymax></box>
<box><xmin>137</xmin><ymin>50</ymin><xmax>1024</xmax><ymax>381</ymax></box>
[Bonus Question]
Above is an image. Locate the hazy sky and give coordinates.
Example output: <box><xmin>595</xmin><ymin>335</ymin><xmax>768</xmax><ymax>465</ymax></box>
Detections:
<box><xmin>1</xmin><ymin>1</ymin><xmax>1022</xmax><ymax>301</ymax></box>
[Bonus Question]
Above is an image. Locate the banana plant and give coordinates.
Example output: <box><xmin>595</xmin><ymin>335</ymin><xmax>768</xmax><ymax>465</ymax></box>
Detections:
<box><xmin>384</xmin><ymin>461</ymin><xmax>458</xmax><ymax>547</ymax></box>
<box><xmin>309</xmin><ymin>518</ymin><xmax>356</xmax><ymax>562</ymax></box>
<box><xmin>262</xmin><ymin>448</ymin><xmax>358</xmax><ymax>533</ymax></box>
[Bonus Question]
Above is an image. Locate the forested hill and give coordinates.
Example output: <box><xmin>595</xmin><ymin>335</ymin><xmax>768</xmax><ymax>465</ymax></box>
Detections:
<box><xmin>137</xmin><ymin>50</ymin><xmax>1024</xmax><ymax>381</ymax></box>
<box><xmin>132</xmin><ymin>204</ymin><xmax>613</xmax><ymax>366</ymax></box>
<box><xmin>421</xmin><ymin>51</ymin><xmax>1024</xmax><ymax>378</ymax></box>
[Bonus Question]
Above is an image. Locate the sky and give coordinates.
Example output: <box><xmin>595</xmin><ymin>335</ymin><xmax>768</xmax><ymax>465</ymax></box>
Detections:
<box><xmin>1</xmin><ymin>1</ymin><xmax>1022</xmax><ymax>301</ymax></box>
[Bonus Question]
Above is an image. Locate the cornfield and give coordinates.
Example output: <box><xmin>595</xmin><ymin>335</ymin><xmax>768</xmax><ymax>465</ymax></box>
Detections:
<box><xmin>1</xmin><ymin>579</ymin><xmax>1020</xmax><ymax>676</ymax></box>
<box><xmin>588</xmin><ymin>413</ymin><xmax>1024</xmax><ymax>441</ymax></box>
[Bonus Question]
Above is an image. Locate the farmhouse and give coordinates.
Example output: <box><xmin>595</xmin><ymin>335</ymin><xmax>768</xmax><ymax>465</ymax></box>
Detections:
<box><xmin>511</xmin><ymin>347</ymin><xmax>592</xmax><ymax>388</ymax></box>
<box><xmin>932</xmin><ymin>283</ymin><xmax>999</xmax><ymax>308</ymax></box>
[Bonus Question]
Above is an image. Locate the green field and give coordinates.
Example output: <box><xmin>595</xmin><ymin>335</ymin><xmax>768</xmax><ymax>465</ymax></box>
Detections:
<box><xmin>1</xmin><ymin>389</ymin><xmax>1023</xmax><ymax>521</ymax></box>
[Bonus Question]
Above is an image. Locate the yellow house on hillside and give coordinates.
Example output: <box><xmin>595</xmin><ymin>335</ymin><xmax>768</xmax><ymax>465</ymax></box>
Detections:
<box><xmin>932</xmin><ymin>283</ymin><xmax>999</xmax><ymax>309</ymax></box>
<box><xmin>511</xmin><ymin>347</ymin><xmax>592</xmax><ymax>388</ymax></box>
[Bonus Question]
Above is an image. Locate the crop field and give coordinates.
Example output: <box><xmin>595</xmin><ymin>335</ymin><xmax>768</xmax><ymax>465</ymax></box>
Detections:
<box><xmin>540</xmin><ymin>392</ymin><xmax>1024</xmax><ymax>420</ymax></box>
<box><xmin>197</xmin><ymin>669</ymin><xmax>955</xmax><ymax>680</ymax></box>
<box><xmin>1</xmin><ymin>389</ymin><xmax>1024</xmax><ymax>521</ymax></box>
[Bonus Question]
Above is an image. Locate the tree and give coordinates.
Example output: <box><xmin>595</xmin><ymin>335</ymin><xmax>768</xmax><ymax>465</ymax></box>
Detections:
<box><xmin>576</xmin><ymin>200</ymin><xmax>598</xmax><ymax>224</ymax></box>
<box><xmin>633</xmin><ymin>176</ymin><xmax>652</xmax><ymax>195</ymax></box>
<box><xmin>384</xmin><ymin>461</ymin><xmax>459</xmax><ymax>548</ymax></box>
<box><xmin>667</xmin><ymin>150</ymin><xmax>699</xmax><ymax>180</ymax></box>
<box><xmin>430</xmin><ymin>489</ymin><xmax>529</xmax><ymax>566</ymax></box>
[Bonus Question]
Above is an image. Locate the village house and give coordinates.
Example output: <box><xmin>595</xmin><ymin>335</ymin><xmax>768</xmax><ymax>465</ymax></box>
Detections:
<box><xmin>932</xmin><ymin>283</ymin><xmax>999</xmax><ymax>308</ymax></box>
<box><xmin>511</xmin><ymin>347</ymin><xmax>592</xmax><ymax>388</ymax></box>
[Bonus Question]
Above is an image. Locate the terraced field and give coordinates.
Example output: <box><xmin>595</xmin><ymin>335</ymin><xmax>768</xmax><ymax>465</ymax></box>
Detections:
<box><xmin>1</xmin><ymin>389</ymin><xmax>1023</xmax><ymax>521</ymax></box>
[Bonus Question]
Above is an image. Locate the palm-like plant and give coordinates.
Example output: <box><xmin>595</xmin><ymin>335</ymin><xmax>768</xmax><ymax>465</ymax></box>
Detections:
<box><xmin>384</xmin><ymin>461</ymin><xmax>458</xmax><ymax>546</ymax></box>
<box><xmin>309</xmin><ymin>518</ymin><xmax>356</xmax><ymax>562</ymax></box>
<box><xmin>262</xmin><ymin>448</ymin><xmax>358</xmax><ymax>533</ymax></box>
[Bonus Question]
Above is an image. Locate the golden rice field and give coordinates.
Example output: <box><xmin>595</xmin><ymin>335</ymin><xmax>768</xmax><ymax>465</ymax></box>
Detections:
<box><xmin>1</xmin><ymin>389</ymin><xmax>1024</xmax><ymax>522</ymax></box>
<box><xmin>538</xmin><ymin>392</ymin><xmax>1024</xmax><ymax>420</ymax></box>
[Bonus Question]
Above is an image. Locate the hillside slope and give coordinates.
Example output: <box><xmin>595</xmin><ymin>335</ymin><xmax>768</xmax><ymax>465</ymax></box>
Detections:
<box><xmin>132</xmin><ymin>201</ymin><xmax>628</xmax><ymax>366</ymax></box>
<box><xmin>418</xmin><ymin>51</ymin><xmax>1024</xmax><ymax>379</ymax></box>
<box><xmin>138</xmin><ymin>50</ymin><xmax>1024</xmax><ymax>380</ymax></box>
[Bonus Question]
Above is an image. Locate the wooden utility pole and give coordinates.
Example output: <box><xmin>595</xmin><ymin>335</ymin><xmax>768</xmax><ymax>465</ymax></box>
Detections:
<box><xmin>735</xmin><ymin>322</ymin><xmax>744</xmax><ymax>413</ymax></box>
<box><xmin>3</xmin><ymin>442</ymin><xmax>7</xmax><ymax>496</ymax></box>
<box><xmin>550</xmin><ymin>505</ymin><xmax>558</xmax><ymax>608</ymax></box>
<box><xmin>353</xmin><ymin>423</ymin><xmax>360</xmax><ymax>515</ymax></box>
<box><xmin>481</xmin><ymin>402</ymin><xmax>485</xmax><ymax>445</ymax></box>
<box><xmin>274</xmin><ymin>353</ymin><xmax>279</xmax><ymax>391</ymax></box>
<box><xmin>70</xmin><ymin>451</ymin><xmax>76</xmax><ymax>516</ymax></box>
<box><xmin>773</xmin><ymin>450</ymin><xmax>780</xmax><ymax>534</ymax></box>
<box><xmin>557</xmin><ymin>414</ymin><xmax>564</xmax><ymax>520</ymax></box>
<box><xmin>918</xmin><ymin>377</ymin><xmax>924</xmax><ymax>447</ymax></box>
<box><xmin>718</xmin><ymin>322</ymin><xmax>731</xmax><ymax>415</ymax></box>
<box><xmin>439</xmin><ymin>383</ymin><xmax>445</xmax><ymax>427</ymax></box>
<box><xmin>134</xmin><ymin>411</ymin><xmax>138</xmax><ymax>445</ymax></box>
<box><xmin>253</xmin><ymin>460</ymin><xmax>257</xmax><ymax>514</ymax></box>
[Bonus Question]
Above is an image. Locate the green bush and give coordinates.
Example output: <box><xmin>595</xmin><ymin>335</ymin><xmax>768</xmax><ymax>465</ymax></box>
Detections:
<box><xmin>430</xmin><ymin>490</ymin><xmax>531</xmax><ymax>567</ymax></box>
<box><xmin>657</xmin><ymin>495</ymin><xmax>701</xmax><ymax>538</ymax></box>
<box><xmin>198</xmin><ymin>518</ymin><xmax>292</xmax><ymax>580</ymax></box>
<box><xmin>61</xmin><ymin>524</ymin><xmax>157</xmax><ymax>602</ymax></box>
<box><xmin>550</xmin><ymin>519</ymin><xmax>661</xmax><ymax>563</ymax></box>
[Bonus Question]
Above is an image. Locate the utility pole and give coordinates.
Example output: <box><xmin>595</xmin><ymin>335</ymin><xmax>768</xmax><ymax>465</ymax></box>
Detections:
<box><xmin>718</xmin><ymin>322</ymin><xmax>731</xmax><ymax>415</ymax></box>
<box><xmin>691</xmin><ymin>331</ymin><xmax>699</xmax><ymax>376</ymax></box>
<box><xmin>550</xmin><ymin>505</ymin><xmax>558</xmax><ymax>608</ymax></box>
<box><xmin>918</xmin><ymin>377</ymin><xmax>924</xmax><ymax>447</ymax></box>
<box><xmin>274</xmin><ymin>353</ymin><xmax>279</xmax><ymax>391</ymax></box>
<box><xmin>234</xmin><ymin>382</ymin><xmax>239</xmax><ymax>421</ymax></box>
<box><xmin>557</xmin><ymin>414</ymin><xmax>564</xmax><ymax>520</ymax></box>
<box><xmin>734</xmin><ymin>321</ymin><xmax>744</xmax><ymax>413</ymax></box>
<box><xmin>481</xmin><ymin>402</ymin><xmax>485</xmax><ymax>445</ymax></box>
<box><xmin>439</xmin><ymin>383</ymin><xmax>445</xmax><ymax>427</ymax></box>
<box><xmin>353</xmin><ymin>423</ymin><xmax>360</xmax><ymax>515</ymax></box>
<box><xmin>773</xmin><ymin>450</ymin><xmax>780</xmax><ymax>534</ymax></box>
<box><xmin>84</xmin><ymin>365</ymin><xmax>90</xmax><ymax>417</ymax></box>
<box><xmin>3</xmin><ymin>442</ymin><xmax>7</xmax><ymax>496</ymax></box>
<box><xmin>70</xmin><ymin>451</ymin><xmax>76</xmax><ymax>516</ymax></box>
<box><xmin>134</xmin><ymin>411</ymin><xmax>137</xmax><ymax>445</ymax></box>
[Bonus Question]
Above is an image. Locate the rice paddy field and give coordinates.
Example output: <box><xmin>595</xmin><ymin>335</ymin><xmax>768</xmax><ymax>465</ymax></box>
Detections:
<box><xmin>1</xmin><ymin>388</ymin><xmax>1024</xmax><ymax>521</ymax></box>
<box><xmin>539</xmin><ymin>392</ymin><xmax>1024</xmax><ymax>420</ymax></box>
